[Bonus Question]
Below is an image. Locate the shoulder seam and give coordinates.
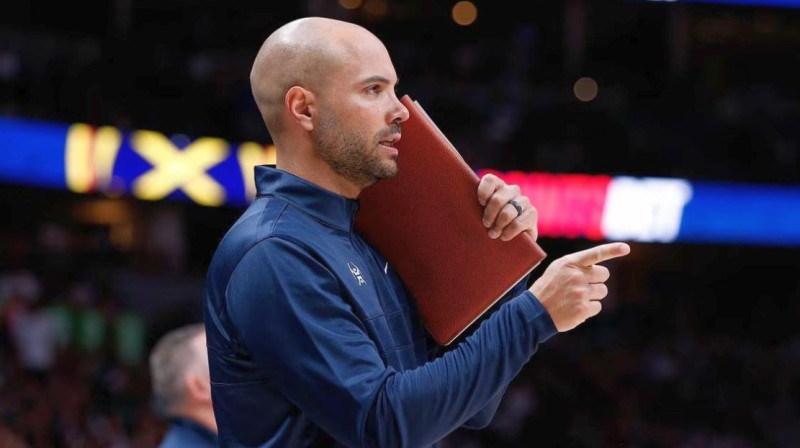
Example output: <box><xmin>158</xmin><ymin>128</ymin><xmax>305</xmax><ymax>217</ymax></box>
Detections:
<box><xmin>258</xmin><ymin>193</ymin><xmax>349</xmax><ymax>232</ymax></box>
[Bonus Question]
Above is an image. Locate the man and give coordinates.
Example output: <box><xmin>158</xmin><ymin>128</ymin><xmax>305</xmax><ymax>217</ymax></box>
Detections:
<box><xmin>204</xmin><ymin>16</ymin><xmax>630</xmax><ymax>447</ymax></box>
<box><xmin>149</xmin><ymin>323</ymin><xmax>218</xmax><ymax>448</ymax></box>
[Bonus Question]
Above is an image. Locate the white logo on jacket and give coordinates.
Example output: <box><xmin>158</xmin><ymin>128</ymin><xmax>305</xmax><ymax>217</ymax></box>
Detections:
<box><xmin>348</xmin><ymin>262</ymin><xmax>367</xmax><ymax>286</ymax></box>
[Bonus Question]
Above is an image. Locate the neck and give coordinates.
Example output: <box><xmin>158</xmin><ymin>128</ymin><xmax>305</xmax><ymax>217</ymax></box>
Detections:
<box><xmin>175</xmin><ymin>405</ymin><xmax>217</xmax><ymax>434</ymax></box>
<box><xmin>276</xmin><ymin>151</ymin><xmax>363</xmax><ymax>199</ymax></box>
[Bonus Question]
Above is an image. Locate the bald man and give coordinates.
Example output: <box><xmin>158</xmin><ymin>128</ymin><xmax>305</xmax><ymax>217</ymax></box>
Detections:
<box><xmin>203</xmin><ymin>16</ymin><xmax>630</xmax><ymax>447</ymax></box>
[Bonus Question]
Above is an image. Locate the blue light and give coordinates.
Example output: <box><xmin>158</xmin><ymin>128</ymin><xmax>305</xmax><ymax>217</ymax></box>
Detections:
<box><xmin>0</xmin><ymin>117</ymin><xmax>69</xmax><ymax>189</ymax></box>
<box><xmin>679</xmin><ymin>182</ymin><xmax>800</xmax><ymax>246</ymax></box>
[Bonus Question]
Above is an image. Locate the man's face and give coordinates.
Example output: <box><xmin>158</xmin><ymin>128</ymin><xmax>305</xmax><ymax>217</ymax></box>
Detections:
<box><xmin>313</xmin><ymin>36</ymin><xmax>407</xmax><ymax>189</ymax></box>
<box><xmin>314</xmin><ymin>106</ymin><xmax>400</xmax><ymax>189</ymax></box>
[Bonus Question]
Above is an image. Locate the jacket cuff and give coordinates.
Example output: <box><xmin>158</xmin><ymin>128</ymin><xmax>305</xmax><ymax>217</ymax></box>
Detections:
<box><xmin>517</xmin><ymin>290</ymin><xmax>558</xmax><ymax>342</ymax></box>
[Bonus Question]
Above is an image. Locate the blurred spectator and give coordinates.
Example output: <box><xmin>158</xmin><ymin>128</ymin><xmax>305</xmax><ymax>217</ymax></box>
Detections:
<box><xmin>8</xmin><ymin>296</ymin><xmax>59</xmax><ymax>381</ymax></box>
<box><xmin>0</xmin><ymin>270</ymin><xmax>59</xmax><ymax>382</ymax></box>
<box><xmin>149</xmin><ymin>323</ymin><xmax>217</xmax><ymax>448</ymax></box>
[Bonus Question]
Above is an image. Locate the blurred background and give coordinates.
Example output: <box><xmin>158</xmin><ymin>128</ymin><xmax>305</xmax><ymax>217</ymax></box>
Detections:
<box><xmin>2</xmin><ymin>0</ymin><xmax>800</xmax><ymax>446</ymax></box>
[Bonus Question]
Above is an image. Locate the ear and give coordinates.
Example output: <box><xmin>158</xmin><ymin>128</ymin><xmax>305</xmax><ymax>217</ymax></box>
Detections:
<box><xmin>285</xmin><ymin>86</ymin><xmax>315</xmax><ymax>132</ymax></box>
<box><xmin>186</xmin><ymin>374</ymin><xmax>213</xmax><ymax>404</ymax></box>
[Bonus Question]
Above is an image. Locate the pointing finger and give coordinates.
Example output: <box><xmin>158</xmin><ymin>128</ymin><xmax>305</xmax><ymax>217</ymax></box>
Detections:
<box><xmin>568</xmin><ymin>242</ymin><xmax>631</xmax><ymax>267</ymax></box>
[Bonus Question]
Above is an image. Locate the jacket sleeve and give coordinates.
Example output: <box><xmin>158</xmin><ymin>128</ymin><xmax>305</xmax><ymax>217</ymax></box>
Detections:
<box><xmin>459</xmin><ymin>276</ymin><xmax>532</xmax><ymax>429</ymax></box>
<box><xmin>226</xmin><ymin>237</ymin><xmax>557</xmax><ymax>448</ymax></box>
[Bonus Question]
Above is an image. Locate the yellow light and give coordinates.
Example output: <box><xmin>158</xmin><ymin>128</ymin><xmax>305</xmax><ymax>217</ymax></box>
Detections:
<box><xmin>72</xmin><ymin>199</ymin><xmax>136</xmax><ymax>251</ymax></box>
<box><xmin>238</xmin><ymin>143</ymin><xmax>277</xmax><ymax>201</ymax></box>
<box><xmin>338</xmin><ymin>0</ymin><xmax>362</xmax><ymax>9</ymax></box>
<box><xmin>131</xmin><ymin>131</ymin><xmax>228</xmax><ymax>206</ymax></box>
<box><xmin>452</xmin><ymin>1</ymin><xmax>477</xmax><ymax>26</ymax></box>
<box><xmin>72</xmin><ymin>199</ymin><xmax>132</xmax><ymax>225</ymax></box>
<box><xmin>573</xmin><ymin>77</ymin><xmax>598</xmax><ymax>102</ymax></box>
<box><xmin>94</xmin><ymin>126</ymin><xmax>122</xmax><ymax>191</ymax></box>
<box><xmin>65</xmin><ymin>124</ymin><xmax>95</xmax><ymax>193</ymax></box>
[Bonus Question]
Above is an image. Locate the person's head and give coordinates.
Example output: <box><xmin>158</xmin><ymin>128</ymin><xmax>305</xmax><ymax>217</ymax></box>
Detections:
<box><xmin>149</xmin><ymin>323</ymin><xmax>216</xmax><ymax>432</ymax></box>
<box><xmin>250</xmin><ymin>17</ymin><xmax>410</xmax><ymax>197</ymax></box>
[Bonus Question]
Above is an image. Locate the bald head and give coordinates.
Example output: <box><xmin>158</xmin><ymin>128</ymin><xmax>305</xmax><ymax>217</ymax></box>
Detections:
<box><xmin>250</xmin><ymin>17</ymin><xmax>382</xmax><ymax>138</ymax></box>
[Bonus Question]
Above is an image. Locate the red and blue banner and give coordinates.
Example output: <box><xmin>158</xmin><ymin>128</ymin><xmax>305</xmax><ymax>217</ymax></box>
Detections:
<box><xmin>2</xmin><ymin>116</ymin><xmax>800</xmax><ymax>246</ymax></box>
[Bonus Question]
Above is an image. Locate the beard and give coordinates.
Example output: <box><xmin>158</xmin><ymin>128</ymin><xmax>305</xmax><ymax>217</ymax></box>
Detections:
<box><xmin>314</xmin><ymin>109</ymin><xmax>399</xmax><ymax>189</ymax></box>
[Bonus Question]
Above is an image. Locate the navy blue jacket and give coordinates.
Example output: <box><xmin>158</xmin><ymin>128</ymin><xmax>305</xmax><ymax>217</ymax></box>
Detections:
<box><xmin>204</xmin><ymin>166</ymin><xmax>558</xmax><ymax>447</ymax></box>
<box><xmin>158</xmin><ymin>418</ymin><xmax>218</xmax><ymax>448</ymax></box>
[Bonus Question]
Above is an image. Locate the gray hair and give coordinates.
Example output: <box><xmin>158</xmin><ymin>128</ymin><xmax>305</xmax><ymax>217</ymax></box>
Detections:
<box><xmin>149</xmin><ymin>323</ymin><xmax>206</xmax><ymax>417</ymax></box>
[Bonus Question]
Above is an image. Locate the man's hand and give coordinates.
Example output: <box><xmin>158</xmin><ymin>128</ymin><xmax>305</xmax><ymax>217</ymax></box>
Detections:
<box><xmin>530</xmin><ymin>242</ymin><xmax>631</xmax><ymax>332</ymax></box>
<box><xmin>477</xmin><ymin>173</ymin><xmax>538</xmax><ymax>241</ymax></box>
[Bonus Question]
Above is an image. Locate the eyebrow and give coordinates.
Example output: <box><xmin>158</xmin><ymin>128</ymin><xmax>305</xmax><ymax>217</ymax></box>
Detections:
<box><xmin>360</xmin><ymin>75</ymin><xmax>400</xmax><ymax>87</ymax></box>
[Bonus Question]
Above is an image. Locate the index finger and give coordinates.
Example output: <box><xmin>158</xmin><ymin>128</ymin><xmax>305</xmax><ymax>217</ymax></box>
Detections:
<box><xmin>476</xmin><ymin>174</ymin><xmax>503</xmax><ymax>206</ymax></box>
<box><xmin>567</xmin><ymin>242</ymin><xmax>631</xmax><ymax>267</ymax></box>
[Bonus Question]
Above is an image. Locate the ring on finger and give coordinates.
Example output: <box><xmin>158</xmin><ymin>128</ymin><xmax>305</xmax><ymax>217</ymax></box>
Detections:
<box><xmin>506</xmin><ymin>199</ymin><xmax>523</xmax><ymax>217</ymax></box>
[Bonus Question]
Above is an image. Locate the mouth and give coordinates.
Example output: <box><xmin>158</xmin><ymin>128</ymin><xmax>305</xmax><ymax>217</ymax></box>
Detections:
<box><xmin>378</xmin><ymin>133</ymin><xmax>401</xmax><ymax>154</ymax></box>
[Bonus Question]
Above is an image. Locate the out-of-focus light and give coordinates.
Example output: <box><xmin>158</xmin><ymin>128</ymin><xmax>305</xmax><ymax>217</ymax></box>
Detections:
<box><xmin>573</xmin><ymin>77</ymin><xmax>598</xmax><ymax>102</ymax></box>
<box><xmin>65</xmin><ymin>124</ymin><xmax>123</xmax><ymax>193</ymax></box>
<box><xmin>65</xmin><ymin>124</ymin><xmax>94</xmax><ymax>193</ymax></box>
<box><xmin>110</xmin><ymin>222</ymin><xmax>135</xmax><ymax>251</ymax></box>
<box><xmin>363</xmin><ymin>0</ymin><xmax>388</xmax><ymax>19</ymax></box>
<box><xmin>452</xmin><ymin>1</ymin><xmax>478</xmax><ymax>26</ymax></box>
<box><xmin>601</xmin><ymin>177</ymin><xmax>693</xmax><ymax>242</ymax></box>
<box><xmin>130</xmin><ymin>131</ymin><xmax>228</xmax><ymax>206</ymax></box>
<box><xmin>72</xmin><ymin>199</ymin><xmax>132</xmax><ymax>225</ymax></box>
<box><xmin>338</xmin><ymin>0</ymin><xmax>362</xmax><ymax>10</ymax></box>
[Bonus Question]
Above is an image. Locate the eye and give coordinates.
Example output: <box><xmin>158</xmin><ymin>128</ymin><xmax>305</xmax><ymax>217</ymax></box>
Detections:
<box><xmin>365</xmin><ymin>84</ymin><xmax>382</xmax><ymax>95</ymax></box>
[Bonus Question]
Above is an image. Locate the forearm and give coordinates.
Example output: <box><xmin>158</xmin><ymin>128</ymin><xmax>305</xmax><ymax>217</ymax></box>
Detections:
<box><xmin>365</xmin><ymin>292</ymin><xmax>555</xmax><ymax>447</ymax></box>
<box><xmin>440</xmin><ymin>276</ymin><xmax>530</xmax><ymax>430</ymax></box>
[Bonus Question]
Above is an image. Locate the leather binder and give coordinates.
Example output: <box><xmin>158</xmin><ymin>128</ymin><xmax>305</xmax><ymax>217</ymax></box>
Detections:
<box><xmin>354</xmin><ymin>94</ymin><xmax>547</xmax><ymax>345</ymax></box>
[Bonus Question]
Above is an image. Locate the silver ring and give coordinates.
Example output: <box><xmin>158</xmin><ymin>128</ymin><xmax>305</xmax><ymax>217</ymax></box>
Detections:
<box><xmin>507</xmin><ymin>199</ymin><xmax>523</xmax><ymax>217</ymax></box>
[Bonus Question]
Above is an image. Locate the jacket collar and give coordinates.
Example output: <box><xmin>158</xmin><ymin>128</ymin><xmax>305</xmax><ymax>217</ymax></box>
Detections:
<box><xmin>254</xmin><ymin>165</ymin><xmax>359</xmax><ymax>231</ymax></box>
<box><xmin>168</xmin><ymin>417</ymin><xmax>218</xmax><ymax>446</ymax></box>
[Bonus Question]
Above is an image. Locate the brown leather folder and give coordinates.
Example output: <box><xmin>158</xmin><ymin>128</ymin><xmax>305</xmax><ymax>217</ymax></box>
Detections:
<box><xmin>354</xmin><ymin>94</ymin><xmax>547</xmax><ymax>346</ymax></box>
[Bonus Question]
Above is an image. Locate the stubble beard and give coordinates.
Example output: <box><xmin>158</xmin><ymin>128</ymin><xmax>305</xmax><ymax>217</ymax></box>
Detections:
<box><xmin>315</xmin><ymin>112</ymin><xmax>398</xmax><ymax>189</ymax></box>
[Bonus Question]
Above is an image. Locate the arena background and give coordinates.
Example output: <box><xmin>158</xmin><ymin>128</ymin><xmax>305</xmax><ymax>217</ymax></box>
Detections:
<box><xmin>2</xmin><ymin>0</ymin><xmax>800</xmax><ymax>446</ymax></box>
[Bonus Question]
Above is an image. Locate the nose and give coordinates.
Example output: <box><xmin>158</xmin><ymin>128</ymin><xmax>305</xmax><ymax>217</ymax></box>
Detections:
<box><xmin>390</xmin><ymin>93</ymin><xmax>410</xmax><ymax>125</ymax></box>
